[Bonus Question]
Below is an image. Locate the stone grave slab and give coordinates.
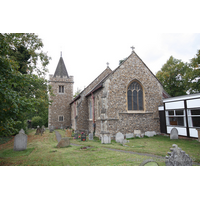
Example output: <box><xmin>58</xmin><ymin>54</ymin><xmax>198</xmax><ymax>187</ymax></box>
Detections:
<box><xmin>89</xmin><ymin>133</ymin><xmax>93</xmax><ymax>140</ymax></box>
<box><xmin>56</xmin><ymin>137</ymin><xmax>70</xmax><ymax>148</ymax></box>
<box><xmin>145</xmin><ymin>131</ymin><xmax>157</xmax><ymax>137</ymax></box>
<box><xmin>101</xmin><ymin>134</ymin><xmax>111</xmax><ymax>144</ymax></box>
<box><xmin>126</xmin><ymin>133</ymin><xmax>134</xmax><ymax>139</ymax></box>
<box><xmin>13</xmin><ymin>129</ymin><xmax>27</xmax><ymax>151</ymax></box>
<box><xmin>165</xmin><ymin>144</ymin><xmax>192</xmax><ymax>166</ymax></box>
<box><xmin>115</xmin><ymin>132</ymin><xmax>124</xmax><ymax>143</ymax></box>
<box><xmin>55</xmin><ymin>131</ymin><xmax>62</xmax><ymax>143</ymax></box>
<box><xmin>49</xmin><ymin>126</ymin><xmax>54</xmax><ymax>133</ymax></box>
<box><xmin>66</xmin><ymin>129</ymin><xmax>72</xmax><ymax>137</ymax></box>
<box><xmin>170</xmin><ymin>128</ymin><xmax>178</xmax><ymax>140</ymax></box>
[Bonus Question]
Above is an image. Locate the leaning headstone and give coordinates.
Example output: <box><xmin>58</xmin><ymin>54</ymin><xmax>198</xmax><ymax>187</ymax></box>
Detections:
<box><xmin>89</xmin><ymin>133</ymin><xmax>93</xmax><ymax>140</ymax></box>
<box><xmin>35</xmin><ymin>126</ymin><xmax>41</xmax><ymax>135</ymax></box>
<box><xmin>145</xmin><ymin>131</ymin><xmax>157</xmax><ymax>137</ymax></box>
<box><xmin>101</xmin><ymin>134</ymin><xmax>111</xmax><ymax>144</ymax></box>
<box><xmin>55</xmin><ymin>131</ymin><xmax>62</xmax><ymax>143</ymax></box>
<box><xmin>126</xmin><ymin>133</ymin><xmax>134</xmax><ymax>139</ymax></box>
<box><xmin>81</xmin><ymin>133</ymin><xmax>86</xmax><ymax>141</ymax></box>
<box><xmin>115</xmin><ymin>132</ymin><xmax>124</xmax><ymax>143</ymax></box>
<box><xmin>165</xmin><ymin>144</ymin><xmax>193</xmax><ymax>166</ymax></box>
<box><xmin>41</xmin><ymin>125</ymin><xmax>45</xmax><ymax>135</ymax></box>
<box><xmin>56</xmin><ymin>137</ymin><xmax>70</xmax><ymax>148</ymax></box>
<box><xmin>170</xmin><ymin>128</ymin><xmax>178</xmax><ymax>140</ymax></box>
<box><xmin>13</xmin><ymin>129</ymin><xmax>27</xmax><ymax>151</ymax></box>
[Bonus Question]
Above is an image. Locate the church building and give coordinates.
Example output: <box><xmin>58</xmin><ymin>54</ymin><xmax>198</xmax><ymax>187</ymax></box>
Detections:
<box><xmin>48</xmin><ymin>48</ymin><xmax>169</xmax><ymax>138</ymax></box>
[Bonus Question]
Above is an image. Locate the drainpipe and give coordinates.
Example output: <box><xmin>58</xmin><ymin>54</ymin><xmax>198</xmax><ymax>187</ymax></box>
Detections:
<box><xmin>74</xmin><ymin>102</ymin><xmax>76</xmax><ymax>129</ymax></box>
<box><xmin>92</xmin><ymin>93</ymin><xmax>96</xmax><ymax>134</ymax></box>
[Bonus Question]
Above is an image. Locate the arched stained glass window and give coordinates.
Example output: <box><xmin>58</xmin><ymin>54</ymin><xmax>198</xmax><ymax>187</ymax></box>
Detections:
<box><xmin>127</xmin><ymin>81</ymin><xmax>144</xmax><ymax>110</ymax></box>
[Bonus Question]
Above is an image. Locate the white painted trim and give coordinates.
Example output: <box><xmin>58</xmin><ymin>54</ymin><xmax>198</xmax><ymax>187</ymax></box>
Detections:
<box><xmin>165</xmin><ymin>101</ymin><xmax>184</xmax><ymax>110</ymax></box>
<box><xmin>158</xmin><ymin>106</ymin><xmax>164</xmax><ymax>111</ymax></box>
<box><xmin>187</xmin><ymin>99</ymin><xmax>200</xmax><ymax>109</ymax></box>
<box><xmin>189</xmin><ymin>128</ymin><xmax>198</xmax><ymax>138</ymax></box>
<box><xmin>163</xmin><ymin>93</ymin><xmax>200</xmax><ymax>103</ymax></box>
<box><xmin>167</xmin><ymin>126</ymin><xmax>187</xmax><ymax>136</ymax></box>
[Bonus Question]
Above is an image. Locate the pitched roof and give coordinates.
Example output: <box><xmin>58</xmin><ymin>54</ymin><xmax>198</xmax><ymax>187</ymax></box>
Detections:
<box><xmin>54</xmin><ymin>57</ymin><xmax>69</xmax><ymax>78</ymax></box>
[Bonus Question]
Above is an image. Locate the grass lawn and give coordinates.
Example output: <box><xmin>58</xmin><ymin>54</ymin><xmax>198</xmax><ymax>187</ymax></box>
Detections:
<box><xmin>0</xmin><ymin>129</ymin><xmax>199</xmax><ymax>166</ymax></box>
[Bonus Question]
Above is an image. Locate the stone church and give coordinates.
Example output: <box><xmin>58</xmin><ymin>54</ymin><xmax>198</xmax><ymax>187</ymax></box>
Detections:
<box><xmin>48</xmin><ymin>48</ymin><xmax>169</xmax><ymax>138</ymax></box>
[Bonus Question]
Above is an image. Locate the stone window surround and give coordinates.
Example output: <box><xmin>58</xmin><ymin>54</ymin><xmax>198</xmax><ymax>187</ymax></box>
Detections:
<box><xmin>126</xmin><ymin>79</ymin><xmax>146</xmax><ymax>112</ymax></box>
<box><xmin>58</xmin><ymin>115</ymin><xmax>64</xmax><ymax>122</ymax></box>
<box><xmin>58</xmin><ymin>85</ymin><xmax>64</xmax><ymax>93</ymax></box>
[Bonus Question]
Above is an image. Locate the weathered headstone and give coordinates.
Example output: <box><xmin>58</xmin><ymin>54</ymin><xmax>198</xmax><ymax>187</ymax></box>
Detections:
<box><xmin>145</xmin><ymin>131</ymin><xmax>157</xmax><ymax>137</ymax></box>
<box><xmin>66</xmin><ymin>129</ymin><xmax>72</xmax><ymax>137</ymax></box>
<box><xmin>165</xmin><ymin>144</ymin><xmax>193</xmax><ymax>166</ymax></box>
<box><xmin>56</xmin><ymin>137</ymin><xmax>70</xmax><ymax>148</ymax></box>
<box><xmin>55</xmin><ymin>131</ymin><xmax>62</xmax><ymax>143</ymax></box>
<box><xmin>115</xmin><ymin>132</ymin><xmax>124</xmax><ymax>143</ymax></box>
<box><xmin>89</xmin><ymin>133</ymin><xmax>93</xmax><ymax>140</ymax></box>
<box><xmin>74</xmin><ymin>133</ymin><xmax>78</xmax><ymax>139</ymax></box>
<box><xmin>126</xmin><ymin>133</ymin><xmax>134</xmax><ymax>139</ymax></box>
<box><xmin>134</xmin><ymin>130</ymin><xmax>142</xmax><ymax>137</ymax></box>
<box><xmin>140</xmin><ymin>159</ymin><xmax>159</xmax><ymax>166</ymax></box>
<box><xmin>41</xmin><ymin>125</ymin><xmax>45</xmax><ymax>134</ymax></box>
<box><xmin>101</xmin><ymin>134</ymin><xmax>111</xmax><ymax>144</ymax></box>
<box><xmin>49</xmin><ymin>125</ymin><xmax>54</xmax><ymax>133</ymax></box>
<box><xmin>81</xmin><ymin>133</ymin><xmax>86</xmax><ymax>141</ymax></box>
<box><xmin>120</xmin><ymin>139</ymin><xmax>130</xmax><ymax>145</ymax></box>
<box><xmin>170</xmin><ymin>128</ymin><xmax>178</xmax><ymax>140</ymax></box>
<box><xmin>35</xmin><ymin>126</ymin><xmax>41</xmax><ymax>135</ymax></box>
<box><xmin>13</xmin><ymin>129</ymin><xmax>27</xmax><ymax>151</ymax></box>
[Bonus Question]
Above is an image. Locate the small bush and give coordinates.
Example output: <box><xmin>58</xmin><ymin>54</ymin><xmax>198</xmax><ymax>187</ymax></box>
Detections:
<box><xmin>31</xmin><ymin>116</ymin><xmax>43</xmax><ymax>128</ymax></box>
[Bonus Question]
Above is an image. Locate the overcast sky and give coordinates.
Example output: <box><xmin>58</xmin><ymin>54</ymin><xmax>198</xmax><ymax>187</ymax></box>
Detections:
<box><xmin>2</xmin><ymin>0</ymin><xmax>200</xmax><ymax>94</ymax></box>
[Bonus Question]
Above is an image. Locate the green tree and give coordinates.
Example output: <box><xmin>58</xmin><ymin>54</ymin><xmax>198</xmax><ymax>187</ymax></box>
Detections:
<box><xmin>0</xmin><ymin>33</ymin><xmax>51</xmax><ymax>136</ymax></box>
<box><xmin>156</xmin><ymin>56</ymin><xmax>189</xmax><ymax>97</ymax></box>
<box><xmin>187</xmin><ymin>49</ymin><xmax>200</xmax><ymax>93</ymax></box>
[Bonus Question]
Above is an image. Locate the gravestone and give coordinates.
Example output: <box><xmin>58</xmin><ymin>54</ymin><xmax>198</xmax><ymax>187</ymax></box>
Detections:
<box><xmin>55</xmin><ymin>131</ymin><xmax>62</xmax><ymax>143</ymax></box>
<box><xmin>115</xmin><ymin>132</ymin><xmax>124</xmax><ymax>143</ymax></box>
<box><xmin>101</xmin><ymin>134</ymin><xmax>111</xmax><ymax>144</ymax></box>
<box><xmin>120</xmin><ymin>139</ymin><xmax>130</xmax><ymax>145</ymax></box>
<box><xmin>74</xmin><ymin>133</ymin><xmax>78</xmax><ymax>139</ymax></box>
<box><xmin>35</xmin><ymin>126</ymin><xmax>40</xmax><ymax>135</ymax></box>
<box><xmin>89</xmin><ymin>133</ymin><xmax>93</xmax><ymax>140</ymax></box>
<box><xmin>134</xmin><ymin>130</ymin><xmax>142</xmax><ymax>137</ymax></box>
<box><xmin>56</xmin><ymin>137</ymin><xmax>70</xmax><ymax>148</ymax></box>
<box><xmin>41</xmin><ymin>125</ymin><xmax>45</xmax><ymax>134</ymax></box>
<box><xmin>145</xmin><ymin>131</ymin><xmax>157</xmax><ymax>137</ymax></box>
<box><xmin>165</xmin><ymin>144</ymin><xmax>193</xmax><ymax>166</ymax></box>
<box><xmin>49</xmin><ymin>126</ymin><xmax>54</xmax><ymax>133</ymax></box>
<box><xmin>170</xmin><ymin>128</ymin><xmax>178</xmax><ymax>140</ymax></box>
<box><xmin>140</xmin><ymin>159</ymin><xmax>159</xmax><ymax>166</ymax></box>
<box><xmin>126</xmin><ymin>133</ymin><xmax>134</xmax><ymax>139</ymax></box>
<box><xmin>66</xmin><ymin>129</ymin><xmax>72</xmax><ymax>137</ymax></box>
<box><xmin>81</xmin><ymin>133</ymin><xmax>86</xmax><ymax>141</ymax></box>
<box><xmin>13</xmin><ymin>129</ymin><xmax>27</xmax><ymax>151</ymax></box>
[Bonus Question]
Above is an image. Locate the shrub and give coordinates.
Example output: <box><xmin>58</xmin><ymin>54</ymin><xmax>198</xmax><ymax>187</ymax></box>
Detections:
<box><xmin>31</xmin><ymin>116</ymin><xmax>43</xmax><ymax>128</ymax></box>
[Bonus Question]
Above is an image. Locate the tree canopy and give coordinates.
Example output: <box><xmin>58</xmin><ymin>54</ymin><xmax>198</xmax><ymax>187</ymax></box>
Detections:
<box><xmin>0</xmin><ymin>33</ymin><xmax>51</xmax><ymax>136</ymax></box>
<box><xmin>156</xmin><ymin>51</ymin><xmax>200</xmax><ymax>97</ymax></box>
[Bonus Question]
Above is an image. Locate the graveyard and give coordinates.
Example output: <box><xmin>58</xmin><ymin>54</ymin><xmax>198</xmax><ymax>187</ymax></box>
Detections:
<box><xmin>0</xmin><ymin>129</ymin><xmax>200</xmax><ymax>166</ymax></box>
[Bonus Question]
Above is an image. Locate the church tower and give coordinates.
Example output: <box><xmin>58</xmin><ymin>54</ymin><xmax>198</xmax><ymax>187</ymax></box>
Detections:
<box><xmin>48</xmin><ymin>54</ymin><xmax>74</xmax><ymax>129</ymax></box>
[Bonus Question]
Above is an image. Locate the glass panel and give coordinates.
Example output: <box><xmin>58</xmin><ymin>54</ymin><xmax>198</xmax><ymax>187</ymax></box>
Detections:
<box><xmin>128</xmin><ymin>90</ymin><xmax>132</xmax><ymax>110</ymax></box>
<box><xmin>191</xmin><ymin>109</ymin><xmax>200</xmax><ymax>115</ymax></box>
<box><xmin>62</xmin><ymin>86</ymin><xmax>64</xmax><ymax>93</ymax></box>
<box><xmin>169</xmin><ymin>117</ymin><xmax>184</xmax><ymax>126</ymax></box>
<box><xmin>133</xmin><ymin>90</ymin><xmax>137</xmax><ymax>110</ymax></box>
<box><xmin>175</xmin><ymin>110</ymin><xmax>183</xmax><ymax>115</ymax></box>
<box><xmin>59</xmin><ymin>86</ymin><xmax>61</xmax><ymax>93</ymax></box>
<box><xmin>168</xmin><ymin>111</ymin><xmax>174</xmax><ymax>115</ymax></box>
<box><xmin>191</xmin><ymin>117</ymin><xmax>200</xmax><ymax>127</ymax></box>
<box><xmin>138</xmin><ymin>90</ymin><xmax>143</xmax><ymax>110</ymax></box>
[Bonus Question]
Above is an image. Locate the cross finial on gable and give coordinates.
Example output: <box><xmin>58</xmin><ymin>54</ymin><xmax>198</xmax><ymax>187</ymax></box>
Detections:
<box><xmin>106</xmin><ymin>62</ymin><xmax>109</xmax><ymax>67</ymax></box>
<box><xmin>61</xmin><ymin>51</ymin><xmax>62</xmax><ymax>57</ymax></box>
<box><xmin>131</xmin><ymin>46</ymin><xmax>135</xmax><ymax>52</ymax></box>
